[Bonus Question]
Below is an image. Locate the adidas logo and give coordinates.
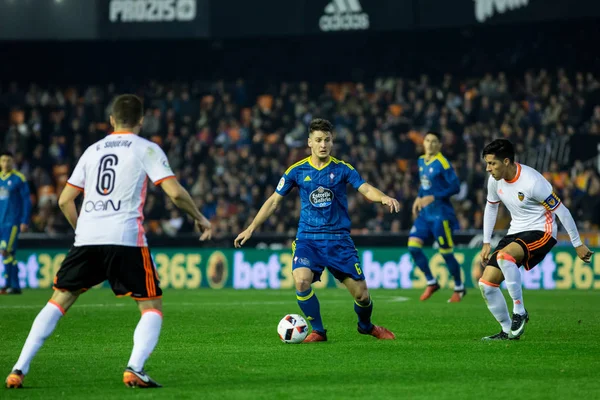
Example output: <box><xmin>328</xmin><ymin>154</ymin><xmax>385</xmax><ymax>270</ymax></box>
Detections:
<box><xmin>319</xmin><ymin>0</ymin><xmax>370</xmax><ymax>32</ymax></box>
<box><xmin>474</xmin><ymin>0</ymin><xmax>529</xmax><ymax>23</ymax></box>
<box><xmin>304</xmin><ymin>176</ymin><xmax>311</xmax><ymax>182</ymax></box>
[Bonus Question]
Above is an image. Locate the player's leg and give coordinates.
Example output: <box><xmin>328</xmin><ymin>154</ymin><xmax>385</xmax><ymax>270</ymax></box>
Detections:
<box><xmin>1</xmin><ymin>225</ymin><xmax>20</xmax><ymax>294</ymax></box>
<box><xmin>408</xmin><ymin>217</ymin><xmax>439</xmax><ymax>300</ymax></box>
<box><xmin>342</xmin><ymin>278</ymin><xmax>395</xmax><ymax>340</ymax></box>
<box><xmin>495</xmin><ymin>241</ymin><xmax>528</xmax><ymax>338</ymax></box>
<box><xmin>123</xmin><ymin>298</ymin><xmax>163</xmax><ymax>388</ymax></box>
<box><xmin>432</xmin><ymin>219</ymin><xmax>465</xmax><ymax>302</ymax></box>
<box><xmin>109</xmin><ymin>246</ymin><xmax>163</xmax><ymax>387</ymax></box>
<box><xmin>291</xmin><ymin>240</ymin><xmax>327</xmax><ymax>342</ymax></box>
<box><xmin>6</xmin><ymin>246</ymin><xmax>104</xmax><ymax>388</ymax></box>
<box><xmin>328</xmin><ymin>238</ymin><xmax>395</xmax><ymax>340</ymax></box>
<box><xmin>478</xmin><ymin>264</ymin><xmax>513</xmax><ymax>340</ymax></box>
<box><xmin>6</xmin><ymin>290</ymin><xmax>80</xmax><ymax>388</ymax></box>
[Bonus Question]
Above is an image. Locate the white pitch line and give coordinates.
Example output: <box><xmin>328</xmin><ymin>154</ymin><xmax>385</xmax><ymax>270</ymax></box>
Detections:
<box><xmin>0</xmin><ymin>297</ymin><xmax>410</xmax><ymax>310</ymax></box>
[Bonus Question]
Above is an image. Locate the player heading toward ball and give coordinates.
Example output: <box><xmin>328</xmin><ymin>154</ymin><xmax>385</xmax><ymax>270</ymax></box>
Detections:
<box><xmin>6</xmin><ymin>94</ymin><xmax>212</xmax><ymax>389</ymax></box>
<box><xmin>235</xmin><ymin>118</ymin><xmax>400</xmax><ymax>342</ymax></box>
<box><xmin>479</xmin><ymin>139</ymin><xmax>593</xmax><ymax>341</ymax></box>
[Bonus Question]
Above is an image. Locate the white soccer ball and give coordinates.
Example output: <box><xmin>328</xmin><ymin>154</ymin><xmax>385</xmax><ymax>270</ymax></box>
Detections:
<box><xmin>277</xmin><ymin>314</ymin><xmax>309</xmax><ymax>344</ymax></box>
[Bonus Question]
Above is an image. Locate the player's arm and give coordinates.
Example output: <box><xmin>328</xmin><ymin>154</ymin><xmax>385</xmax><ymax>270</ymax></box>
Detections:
<box><xmin>58</xmin><ymin>185</ymin><xmax>83</xmax><ymax>230</ymax></box>
<box><xmin>142</xmin><ymin>143</ymin><xmax>211</xmax><ymax>240</ymax></box>
<box><xmin>481</xmin><ymin>177</ymin><xmax>501</xmax><ymax>264</ymax></box>
<box><xmin>60</xmin><ymin>153</ymin><xmax>87</xmax><ymax>230</ymax></box>
<box><xmin>160</xmin><ymin>178</ymin><xmax>211</xmax><ymax>240</ymax></box>
<box><xmin>532</xmin><ymin>180</ymin><xmax>593</xmax><ymax>263</ymax></box>
<box><xmin>18</xmin><ymin>177</ymin><xmax>32</xmax><ymax>232</ymax></box>
<box><xmin>234</xmin><ymin>192</ymin><xmax>285</xmax><ymax>248</ymax></box>
<box><xmin>358</xmin><ymin>183</ymin><xmax>400</xmax><ymax>213</ymax></box>
<box><xmin>437</xmin><ymin>165</ymin><xmax>461</xmax><ymax>200</ymax></box>
<box><xmin>235</xmin><ymin>172</ymin><xmax>294</xmax><ymax>248</ymax></box>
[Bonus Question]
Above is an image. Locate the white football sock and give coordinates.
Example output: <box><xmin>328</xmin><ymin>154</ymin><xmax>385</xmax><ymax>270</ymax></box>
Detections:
<box><xmin>479</xmin><ymin>280</ymin><xmax>511</xmax><ymax>333</ymax></box>
<box><xmin>13</xmin><ymin>301</ymin><xmax>65</xmax><ymax>375</ymax></box>
<box><xmin>497</xmin><ymin>253</ymin><xmax>526</xmax><ymax>315</ymax></box>
<box><xmin>127</xmin><ymin>310</ymin><xmax>163</xmax><ymax>372</ymax></box>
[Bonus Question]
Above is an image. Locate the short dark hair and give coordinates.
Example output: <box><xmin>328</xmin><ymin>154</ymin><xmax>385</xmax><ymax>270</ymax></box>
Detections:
<box><xmin>0</xmin><ymin>151</ymin><xmax>14</xmax><ymax>158</ymax></box>
<box><xmin>425</xmin><ymin>131</ymin><xmax>442</xmax><ymax>141</ymax></box>
<box><xmin>111</xmin><ymin>94</ymin><xmax>143</xmax><ymax>128</ymax></box>
<box><xmin>309</xmin><ymin>118</ymin><xmax>333</xmax><ymax>135</ymax></box>
<box><xmin>482</xmin><ymin>139</ymin><xmax>515</xmax><ymax>163</ymax></box>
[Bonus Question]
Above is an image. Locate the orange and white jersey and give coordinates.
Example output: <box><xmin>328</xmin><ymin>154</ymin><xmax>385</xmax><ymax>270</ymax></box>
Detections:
<box><xmin>67</xmin><ymin>132</ymin><xmax>175</xmax><ymax>247</ymax></box>
<box><xmin>486</xmin><ymin>163</ymin><xmax>561</xmax><ymax>238</ymax></box>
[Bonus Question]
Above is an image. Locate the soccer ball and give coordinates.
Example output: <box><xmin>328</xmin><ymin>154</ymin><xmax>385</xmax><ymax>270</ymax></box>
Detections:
<box><xmin>277</xmin><ymin>314</ymin><xmax>309</xmax><ymax>344</ymax></box>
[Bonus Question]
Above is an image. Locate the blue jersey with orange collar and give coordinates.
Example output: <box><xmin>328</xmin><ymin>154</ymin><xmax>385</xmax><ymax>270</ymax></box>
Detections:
<box><xmin>417</xmin><ymin>153</ymin><xmax>459</xmax><ymax>220</ymax></box>
<box><xmin>0</xmin><ymin>170</ymin><xmax>31</xmax><ymax>227</ymax></box>
<box><xmin>276</xmin><ymin>156</ymin><xmax>365</xmax><ymax>239</ymax></box>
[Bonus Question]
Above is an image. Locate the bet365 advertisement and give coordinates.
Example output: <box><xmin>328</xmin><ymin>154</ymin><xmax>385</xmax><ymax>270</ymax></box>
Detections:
<box><xmin>1</xmin><ymin>247</ymin><xmax>599</xmax><ymax>290</ymax></box>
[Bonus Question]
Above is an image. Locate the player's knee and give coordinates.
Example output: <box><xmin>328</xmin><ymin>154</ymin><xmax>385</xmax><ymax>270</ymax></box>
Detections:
<box><xmin>137</xmin><ymin>298</ymin><xmax>162</xmax><ymax>313</ymax></box>
<box><xmin>354</xmin><ymin>290</ymin><xmax>370</xmax><ymax>304</ymax></box>
<box><xmin>478</xmin><ymin>279</ymin><xmax>499</xmax><ymax>297</ymax></box>
<box><xmin>294</xmin><ymin>278</ymin><xmax>312</xmax><ymax>292</ymax></box>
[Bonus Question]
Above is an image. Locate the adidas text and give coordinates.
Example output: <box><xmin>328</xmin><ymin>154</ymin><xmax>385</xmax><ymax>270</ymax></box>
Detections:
<box><xmin>319</xmin><ymin>0</ymin><xmax>370</xmax><ymax>32</ymax></box>
<box><xmin>474</xmin><ymin>0</ymin><xmax>529</xmax><ymax>23</ymax></box>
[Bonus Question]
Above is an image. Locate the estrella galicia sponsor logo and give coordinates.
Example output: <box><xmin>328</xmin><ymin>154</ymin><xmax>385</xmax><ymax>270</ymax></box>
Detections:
<box><xmin>109</xmin><ymin>0</ymin><xmax>197</xmax><ymax>23</ymax></box>
<box><xmin>319</xmin><ymin>0</ymin><xmax>369</xmax><ymax>32</ymax></box>
<box><xmin>420</xmin><ymin>176</ymin><xmax>432</xmax><ymax>190</ymax></box>
<box><xmin>474</xmin><ymin>0</ymin><xmax>529</xmax><ymax>23</ymax></box>
<box><xmin>84</xmin><ymin>200</ymin><xmax>122</xmax><ymax>213</ymax></box>
<box><xmin>309</xmin><ymin>186</ymin><xmax>334</xmax><ymax>208</ymax></box>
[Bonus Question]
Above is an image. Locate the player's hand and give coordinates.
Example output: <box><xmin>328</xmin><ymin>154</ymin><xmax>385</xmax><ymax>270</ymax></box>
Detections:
<box><xmin>195</xmin><ymin>218</ymin><xmax>212</xmax><ymax>241</ymax></box>
<box><xmin>412</xmin><ymin>198</ymin><xmax>421</xmax><ymax>219</ymax></box>
<box><xmin>480</xmin><ymin>243</ymin><xmax>492</xmax><ymax>266</ymax></box>
<box><xmin>419</xmin><ymin>195</ymin><xmax>435</xmax><ymax>209</ymax></box>
<box><xmin>575</xmin><ymin>244</ymin><xmax>594</xmax><ymax>263</ymax></box>
<box><xmin>382</xmin><ymin>196</ymin><xmax>400</xmax><ymax>213</ymax></box>
<box><xmin>20</xmin><ymin>224</ymin><xmax>28</xmax><ymax>233</ymax></box>
<box><xmin>234</xmin><ymin>228</ymin><xmax>253</xmax><ymax>248</ymax></box>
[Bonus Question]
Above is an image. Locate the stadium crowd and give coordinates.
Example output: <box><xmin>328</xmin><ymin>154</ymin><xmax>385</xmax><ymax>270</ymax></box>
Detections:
<box><xmin>2</xmin><ymin>69</ymin><xmax>600</xmax><ymax>238</ymax></box>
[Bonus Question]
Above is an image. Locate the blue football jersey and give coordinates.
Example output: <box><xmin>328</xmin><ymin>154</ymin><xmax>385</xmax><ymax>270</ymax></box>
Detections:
<box><xmin>276</xmin><ymin>156</ymin><xmax>365</xmax><ymax>239</ymax></box>
<box><xmin>0</xmin><ymin>170</ymin><xmax>31</xmax><ymax>227</ymax></box>
<box><xmin>417</xmin><ymin>153</ymin><xmax>460</xmax><ymax>220</ymax></box>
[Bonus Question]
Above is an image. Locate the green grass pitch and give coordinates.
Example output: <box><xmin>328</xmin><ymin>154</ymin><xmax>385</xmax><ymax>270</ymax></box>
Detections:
<box><xmin>1</xmin><ymin>289</ymin><xmax>600</xmax><ymax>399</ymax></box>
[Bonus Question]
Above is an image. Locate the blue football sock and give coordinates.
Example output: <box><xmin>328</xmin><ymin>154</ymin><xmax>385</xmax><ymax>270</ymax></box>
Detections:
<box><xmin>354</xmin><ymin>297</ymin><xmax>374</xmax><ymax>332</ymax></box>
<box><xmin>297</xmin><ymin>288</ymin><xmax>324</xmax><ymax>332</ymax></box>
<box><xmin>409</xmin><ymin>246</ymin><xmax>434</xmax><ymax>281</ymax></box>
<box><xmin>442</xmin><ymin>253</ymin><xmax>462</xmax><ymax>288</ymax></box>
<box><xmin>10</xmin><ymin>259</ymin><xmax>20</xmax><ymax>290</ymax></box>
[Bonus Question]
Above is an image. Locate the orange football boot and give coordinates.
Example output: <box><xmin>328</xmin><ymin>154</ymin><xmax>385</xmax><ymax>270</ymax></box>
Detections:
<box><xmin>358</xmin><ymin>325</ymin><xmax>396</xmax><ymax>340</ymax></box>
<box><xmin>420</xmin><ymin>283</ymin><xmax>441</xmax><ymax>301</ymax></box>
<box><xmin>5</xmin><ymin>370</ymin><xmax>24</xmax><ymax>389</ymax></box>
<box><xmin>448</xmin><ymin>289</ymin><xmax>466</xmax><ymax>303</ymax></box>
<box><xmin>302</xmin><ymin>330</ymin><xmax>327</xmax><ymax>343</ymax></box>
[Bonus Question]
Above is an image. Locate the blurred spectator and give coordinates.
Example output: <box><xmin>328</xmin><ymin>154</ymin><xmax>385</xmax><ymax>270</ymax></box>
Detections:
<box><xmin>2</xmin><ymin>67</ymin><xmax>600</xmax><ymax>238</ymax></box>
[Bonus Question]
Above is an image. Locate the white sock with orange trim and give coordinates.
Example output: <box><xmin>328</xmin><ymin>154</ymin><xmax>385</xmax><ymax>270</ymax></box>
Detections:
<box><xmin>479</xmin><ymin>280</ymin><xmax>511</xmax><ymax>333</ymax></box>
<box><xmin>497</xmin><ymin>252</ymin><xmax>526</xmax><ymax>315</ymax></box>
<box><xmin>127</xmin><ymin>309</ymin><xmax>163</xmax><ymax>372</ymax></box>
<box><xmin>13</xmin><ymin>301</ymin><xmax>65</xmax><ymax>375</ymax></box>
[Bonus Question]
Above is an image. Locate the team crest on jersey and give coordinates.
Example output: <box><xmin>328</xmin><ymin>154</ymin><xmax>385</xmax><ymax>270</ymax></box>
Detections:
<box><xmin>277</xmin><ymin>177</ymin><xmax>285</xmax><ymax>191</ymax></box>
<box><xmin>518</xmin><ymin>192</ymin><xmax>524</xmax><ymax>201</ymax></box>
<box><xmin>420</xmin><ymin>176</ymin><xmax>432</xmax><ymax>190</ymax></box>
<box><xmin>309</xmin><ymin>186</ymin><xmax>334</xmax><ymax>208</ymax></box>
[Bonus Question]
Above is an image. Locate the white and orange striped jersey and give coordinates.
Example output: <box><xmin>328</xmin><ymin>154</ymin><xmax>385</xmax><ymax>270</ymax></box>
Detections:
<box><xmin>66</xmin><ymin>132</ymin><xmax>175</xmax><ymax>247</ymax></box>
<box><xmin>486</xmin><ymin>163</ymin><xmax>561</xmax><ymax>238</ymax></box>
